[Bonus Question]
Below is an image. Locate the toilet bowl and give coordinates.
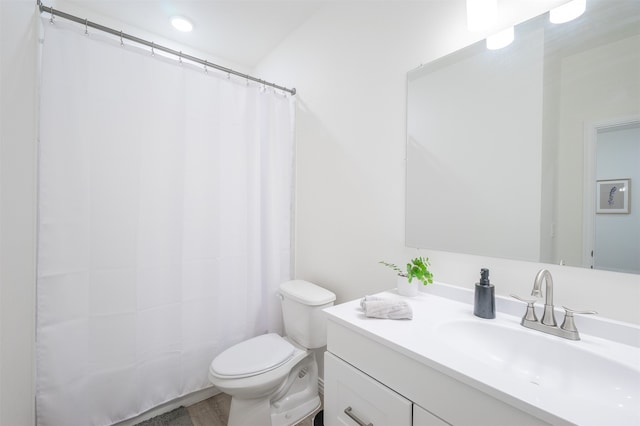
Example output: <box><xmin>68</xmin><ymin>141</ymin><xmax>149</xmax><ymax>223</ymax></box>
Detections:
<box><xmin>208</xmin><ymin>333</ymin><xmax>308</xmax><ymax>399</ymax></box>
<box><xmin>208</xmin><ymin>280</ymin><xmax>335</xmax><ymax>426</ymax></box>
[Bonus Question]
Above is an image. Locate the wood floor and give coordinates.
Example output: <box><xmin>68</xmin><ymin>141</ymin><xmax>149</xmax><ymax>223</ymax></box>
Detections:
<box><xmin>186</xmin><ymin>393</ymin><xmax>320</xmax><ymax>426</ymax></box>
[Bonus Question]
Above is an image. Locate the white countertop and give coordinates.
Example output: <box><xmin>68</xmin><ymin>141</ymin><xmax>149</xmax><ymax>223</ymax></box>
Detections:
<box><xmin>324</xmin><ymin>282</ymin><xmax>640</xmax><ymax>426</ymax></box>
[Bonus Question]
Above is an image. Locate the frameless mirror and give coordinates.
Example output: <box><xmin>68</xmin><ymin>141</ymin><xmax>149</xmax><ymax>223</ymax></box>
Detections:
<box><xmin>406</xmin><ymin>0</ymin><xmax>640</xmax><ymax>274</ymax></box>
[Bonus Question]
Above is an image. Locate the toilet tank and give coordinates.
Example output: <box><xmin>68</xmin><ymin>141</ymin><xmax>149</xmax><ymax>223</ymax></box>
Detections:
<box><xmin>279</xmin><ymin>280</ymin><xmax>336</xmax><ymax>349</ymax></box>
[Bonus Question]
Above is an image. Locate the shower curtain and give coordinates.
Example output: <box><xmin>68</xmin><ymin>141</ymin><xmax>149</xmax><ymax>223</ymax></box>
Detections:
<box><xmin>36</xmin><ymin>19</ymin><xmax>294</xmax><ymax>426</ymax></box>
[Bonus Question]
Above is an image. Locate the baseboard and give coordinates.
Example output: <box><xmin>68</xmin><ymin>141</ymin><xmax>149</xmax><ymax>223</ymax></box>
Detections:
<box><xmin>114</xmin><ymin>386</ymin><xmax>220</xmax><ymax>426</ymax></box>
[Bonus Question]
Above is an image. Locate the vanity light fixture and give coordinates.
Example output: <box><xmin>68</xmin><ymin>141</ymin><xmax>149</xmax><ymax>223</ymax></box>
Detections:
<box><xmin>171</xmin><ymin>16</ymin><xmax>193</xmax><ymax>32</ymax></box>
<box><xmin>466</xmin><ymin>0</ymin><xmax>497</xmax><ymax>31</ymax></box>
<box><xmin>486</xmin><ymin>26</ymin><xmax>514</xmax><ymax>50</ymax></box>
<box><xmin>549</xmin><ymin>0</ymin><xmax>586</xmax><ymax>24</ymax></box>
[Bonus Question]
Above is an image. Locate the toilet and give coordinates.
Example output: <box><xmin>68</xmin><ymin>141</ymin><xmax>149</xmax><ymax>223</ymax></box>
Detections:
<box><xmin>208</xmin><ymin>280</ymin><xmax>336</xmax><ymax>426</ymax></box>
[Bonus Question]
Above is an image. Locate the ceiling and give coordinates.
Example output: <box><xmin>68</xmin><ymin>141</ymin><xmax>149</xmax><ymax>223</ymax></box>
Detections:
<box><xmin>48</xmin><ymin>0</ymin><xmax>571</xmax><ymax>72</ymax></box>
<box><xmin>52</xmin><ymin>0</ymin><xmax>328</xmax><ymax>70</ymax></box>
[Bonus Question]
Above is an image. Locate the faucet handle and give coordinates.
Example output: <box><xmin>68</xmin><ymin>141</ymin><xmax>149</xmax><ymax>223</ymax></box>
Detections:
<box><xmin>562</xmin><ymin>307</ymin><xmax>597</xmax><ymax>315</ymax></box>
<box><xmin>510</xmin><ymin>294</ymin><xmax>538</xmax><ymax>322</ymax></box>
<box><xmin>511</xmin><ymin>294</ymin><xmax>537</xmax><ymax>304</ymax></box>
<box><xmin>560</xmin><ymin>306</ymin><xmax>597</xmax><ymax>333</ymax></box>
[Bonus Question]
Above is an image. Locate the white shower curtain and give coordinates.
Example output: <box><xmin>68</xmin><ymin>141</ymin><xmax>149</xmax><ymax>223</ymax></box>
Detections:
<box><xmin>37</xmin><ymin>19</ymin><xmax>294</xmax><ymax>426</ymax></box>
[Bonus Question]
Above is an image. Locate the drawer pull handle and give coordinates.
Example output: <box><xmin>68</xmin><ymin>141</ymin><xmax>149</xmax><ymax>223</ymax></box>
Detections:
<box><xmin>344</xmin><ymin>406</ymin><xmax>373</xmax><ymax>426</ymax></box>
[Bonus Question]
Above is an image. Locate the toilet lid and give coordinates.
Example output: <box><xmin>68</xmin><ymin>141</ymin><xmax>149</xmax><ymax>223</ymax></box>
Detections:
<box><xmin>210</xmin><ymin>333</ymin><xmax>295</xmax><ymax>378</ymax></box>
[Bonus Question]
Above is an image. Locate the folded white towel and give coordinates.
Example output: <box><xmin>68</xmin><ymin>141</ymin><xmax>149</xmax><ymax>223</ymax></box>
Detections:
<box><xmin>360</xmin><ymin>296</ymin><xmax>413</xmax><ymax>320</ymax></box>
<box><xmin>360</xmin><ymin>295</ymin><xmax>384</xmax><ymax>309</ymax></box>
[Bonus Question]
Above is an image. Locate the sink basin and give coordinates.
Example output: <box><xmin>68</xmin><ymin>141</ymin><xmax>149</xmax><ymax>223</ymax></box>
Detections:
<box><xmin>438</xmin><ymin>319</ymin><xmax>640</xmax><ymax>422</ymax></box>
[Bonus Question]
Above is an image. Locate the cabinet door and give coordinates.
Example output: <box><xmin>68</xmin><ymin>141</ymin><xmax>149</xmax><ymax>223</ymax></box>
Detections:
<box><xmin>413</xmin><ymin>404</ymin><xmax>450</xmax><ymax>426</ymax></box>
<box><xmin>324</xmin><ymin>352</ymin><xmax>412</xmax><ymax>426</ymax></box>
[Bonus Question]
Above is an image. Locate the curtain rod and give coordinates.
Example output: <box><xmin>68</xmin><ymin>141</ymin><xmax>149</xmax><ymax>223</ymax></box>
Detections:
<box><xmin>36</xmin><ymin>0</ymin><xmax>296</xmax><ymax>95</ymax></box>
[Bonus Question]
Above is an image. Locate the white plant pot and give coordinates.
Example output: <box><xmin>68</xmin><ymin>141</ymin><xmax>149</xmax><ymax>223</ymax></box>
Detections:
<box><xmin>396</xmin><ymin>276</ymin><xmax>419</xmax><ymax>297</ymax></box>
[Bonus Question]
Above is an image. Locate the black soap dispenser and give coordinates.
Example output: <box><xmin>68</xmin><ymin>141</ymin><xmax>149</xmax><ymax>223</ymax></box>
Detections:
<box><xmin>474</xmin><ymin>268</ymin><xmax>495</xmax><ymax>319</ymax></box>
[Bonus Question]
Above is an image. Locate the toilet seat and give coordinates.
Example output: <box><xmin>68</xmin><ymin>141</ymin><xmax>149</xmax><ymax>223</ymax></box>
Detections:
<box><xmin>210</xmin><ymin>333</ymin><xmax>295</xmax><ymax>378</ymax></box>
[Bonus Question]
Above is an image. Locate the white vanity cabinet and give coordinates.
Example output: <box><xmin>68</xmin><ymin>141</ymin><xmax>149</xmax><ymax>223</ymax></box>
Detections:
<box><xmin>324</xmin><ymin>322</ymin><xmax>539</xmax><ymax>426</ymax></box>
<box><xmin>323</xmin><ymin>291</ymin><xmax>552</xmax><ymax>426</ymax></box>
<box><xmin>324</xmin><ymin>352</ymin><xmax>447</xmax><ymax>426</ymax></box>
<box><xmin>323</xmin><ymin>286</ymin><xmax>640</xmax><ymax>426</ymax></box>
<box><xmin>324</xmin><ymin>352</ymin><xmax>413</xmax><ymax>426</ymax></box>
<box><xmin>412</xmin><ymin>405</ymin><xmax>450</xmax><ymax>426</ymax></box>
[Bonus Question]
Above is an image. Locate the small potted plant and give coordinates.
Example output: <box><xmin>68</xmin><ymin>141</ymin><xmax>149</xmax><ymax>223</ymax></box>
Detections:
<box><xmin>379</xmin><ymin>257</ymin><xmax>434</xmax><ymax>297</ymax></box>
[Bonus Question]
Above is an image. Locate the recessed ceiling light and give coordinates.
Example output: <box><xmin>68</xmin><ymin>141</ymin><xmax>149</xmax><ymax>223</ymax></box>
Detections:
<box><xmin>171</xmin><ymin>16</ymin><xmax>193</xmax><ymax>32</ymax></box>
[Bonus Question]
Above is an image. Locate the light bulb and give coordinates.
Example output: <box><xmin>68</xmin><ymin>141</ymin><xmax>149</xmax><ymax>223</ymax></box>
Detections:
<box><xmin>549</xmin><ymin>0</ymin><xmax>586</xmax><ymax>24</ymax></box>
<box><xmin>486</xmin><ymin>27</ymin><xmax>514</xmax><ymax>50</ymax></box>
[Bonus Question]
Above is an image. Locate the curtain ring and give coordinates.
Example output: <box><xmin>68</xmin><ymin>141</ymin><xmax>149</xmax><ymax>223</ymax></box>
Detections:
<box><xmin>227</xmin><ymin>72</ymin><xmax>231</xmax><ymax>80</ymax></box>
<box><xmin>151</xmin><ymin>42</ymin><xmax>155</xmax><ymax>56</ymax></box>
<box><xmin>204</xmin><ymin>60</ymin><xmax>208</xmax><ymax>73</ymax></box>
<box><xmin>49</xmin><ymin>7</ymin><xmax>55</xmax><ymax>24</ymax></box>
<box><xmin>120</xmin><ymin>30</ymin><xmax>124</xmax><ymax>47</ymax></box>
<box><xmin>84</xmin><ymin>18</ymin><xmax>88</xmax><ymax>35</ymax></box>
<box><xmin>179</xmin><ymin>51</ymin><xmax>183</xmax><ymax>64</ymax></box>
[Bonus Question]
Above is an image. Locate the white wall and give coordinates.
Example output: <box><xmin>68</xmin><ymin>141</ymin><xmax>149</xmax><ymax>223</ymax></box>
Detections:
<box><xmin>0</xmin><ymin>1</ymin><xmax>38</xmax><ymax>425</ymax></box>
<box><xmin>255</xmin><ymin>0</ymin><xmax>640</xmax><ymax>325</ymax></box>
<box><xmin>255</xmin><ymin>1</ymin><xmax>473</xmax><ymax>300</ymax></box>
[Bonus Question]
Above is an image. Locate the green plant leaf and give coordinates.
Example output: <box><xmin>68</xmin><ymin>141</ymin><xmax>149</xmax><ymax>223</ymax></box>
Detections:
<box><xmin>381</xmin><ymin>257</ymin><xmax>433</xmax><ymax>285</ymax></box>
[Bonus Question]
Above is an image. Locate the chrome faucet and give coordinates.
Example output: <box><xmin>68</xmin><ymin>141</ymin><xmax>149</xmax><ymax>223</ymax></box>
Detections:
<box><xmin>512</xmin><ymin>269</ymin><xmax>596</xmax><ymax>341</ymax></box>
<box><xmin>531</xmin><ymin>269</ymin><xmax>557</xmax><ymax>327</ymax></box>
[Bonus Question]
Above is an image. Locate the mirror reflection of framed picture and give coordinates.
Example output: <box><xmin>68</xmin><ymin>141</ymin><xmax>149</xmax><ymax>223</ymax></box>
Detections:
<box><xmin>596</xmin><ymin>179</ymin><xmax>630</xmax><ymax>214</ymax></box>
